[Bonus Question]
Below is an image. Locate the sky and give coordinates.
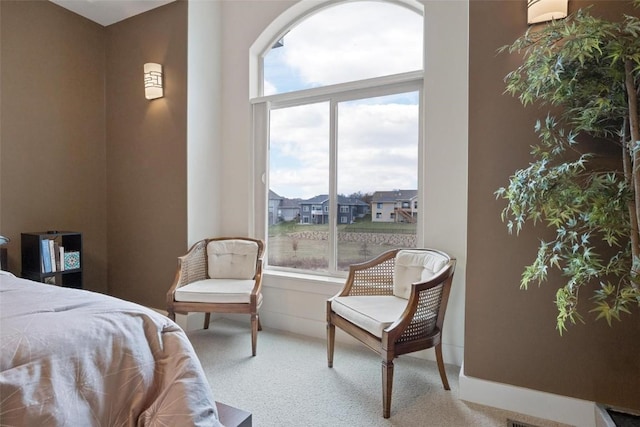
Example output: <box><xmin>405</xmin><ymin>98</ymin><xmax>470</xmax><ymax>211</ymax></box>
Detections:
<box><xmin>264</xmin><ymin>1</ymin><xmax>423</xmax><ymax>200</ymax></box>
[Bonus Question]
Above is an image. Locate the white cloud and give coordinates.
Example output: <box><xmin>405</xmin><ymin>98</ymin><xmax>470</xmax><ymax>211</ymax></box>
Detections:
<box><xmin>265</xmin><ymin>2</ymin><xmax>422</xmax><ymax>200</ymax></box>
<box><xmin>270</xmin><ymin>99</ymin><xmax>418</xmax><ymax>199</ymax></box>
<box><xmin>263</xmin><ymin>80</ymin><xmax>277</xmax><ymax>96</ymax></box>
<box><xmin>270</xmin><ymin>103</ymin><xmax>330</xmax><ymax>198</ymax></box>
<box><xmin>280</xmin><ymin>2</ymin><xmax>422</xmax><ymax>87</ymax></box>
<box><xmin>337</xmin><ymin>102</ymin><xmax>418</xmax><ymax>195</ymax></box>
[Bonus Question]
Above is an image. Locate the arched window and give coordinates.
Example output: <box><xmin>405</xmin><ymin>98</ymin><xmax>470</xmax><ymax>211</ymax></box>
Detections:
<box><xmin>253</xmin><ymin>0</ymin><xmax>424</xmax><ymax>276</ymax></box>
<box><xmin>263</xmin><ymin>1</ymin><xmax>423</xmax><ymax>94</ymax></box>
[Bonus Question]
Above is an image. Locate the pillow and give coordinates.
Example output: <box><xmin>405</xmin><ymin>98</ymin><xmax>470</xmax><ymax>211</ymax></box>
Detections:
<box><xmin>393</xmin><ymin>250</ymin><xmax>447</xmax><ymax>299</ymax></box>
<box><xmin>207</xmin><ymin>240</ymin><xmax>259</xmax><ymax>280</ymax></box>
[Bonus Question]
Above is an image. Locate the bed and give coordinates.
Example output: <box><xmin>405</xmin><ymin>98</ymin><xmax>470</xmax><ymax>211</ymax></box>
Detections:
<box><xmin>0</xmin><ymin>271</ymin><xmax>223</xmax><ymax>426</ymax></box>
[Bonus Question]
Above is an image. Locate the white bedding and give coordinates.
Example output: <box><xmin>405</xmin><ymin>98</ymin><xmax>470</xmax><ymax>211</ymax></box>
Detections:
<box><xmin>0</xmin><ymin>272</ymin><xmax>222</xmax><ymax>426</ymax></box>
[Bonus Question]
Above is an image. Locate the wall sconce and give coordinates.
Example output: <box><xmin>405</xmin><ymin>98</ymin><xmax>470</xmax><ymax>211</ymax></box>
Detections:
<box><xmin>527</xmin><ymin>0</ymin><xmax>568</xmax><ymax>24</ymax></box>
<box><xmin>144</xmin><ymin>63</ymin><xmax>163</xmax><ymax>100</ymax></box>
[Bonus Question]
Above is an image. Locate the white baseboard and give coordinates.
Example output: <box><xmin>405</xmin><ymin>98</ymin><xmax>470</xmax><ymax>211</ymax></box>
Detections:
<box><xmin>178</xmin><ymin>312</ymin><xmax>208</xmax><ymax>331</ymax></box>
<box><xmin>150</xmin><ymin>306</ymin><xmax>208</xmax><ymax>332</ymax></box>
<box><xmin>459</xmin><ymin>366</ymin><xmax>598</xmax><ymax>427</ymax></box>
<box><xmin>595</xmin><ymin>404</ymin><xmax>617</xmax><ymax>427</ymax></box>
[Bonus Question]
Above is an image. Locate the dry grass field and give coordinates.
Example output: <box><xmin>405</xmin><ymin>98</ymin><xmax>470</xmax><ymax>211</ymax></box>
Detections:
<box><xmin>267</xmin><ymin>221</ymin><xmax>415</xmax><ymax>271</ymax></box>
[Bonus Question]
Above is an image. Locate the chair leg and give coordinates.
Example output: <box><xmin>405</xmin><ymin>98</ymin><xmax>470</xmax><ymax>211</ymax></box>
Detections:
<box><xmin>382</xmin><ymin>359</ymin><xmax>394</xmax><ymax>419</ymax></box>
<box><xmin>327</xmin><ymin>321</ymin><xmax>335</xmax><ymax>368</ymax></box>
<box><xmin>258</xmin><ymin>315</ymin><xmax>262</xmax><ymax>331</ymax></box>
<box><xmin>203</xmin><ymin>313</ymin><xmax>211</xmax><ymax>329</ymax></box>
<box><xmin>251</xmin><ymin>314</ymin><xmax>258</xmax><ymax>357</ymax></box>
<box><xmin>435</xmin><ymin>343</ymin><xmax>450</xmax><ymax>390</ymax></box>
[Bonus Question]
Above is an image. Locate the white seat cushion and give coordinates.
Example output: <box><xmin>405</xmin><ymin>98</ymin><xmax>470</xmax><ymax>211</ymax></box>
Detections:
<box><xmin>393</xmin><ymin>250</ymin><xmax>447</xmax><ymax>299</ymax></box>
<box><xmin>331</xmin><ymin>295</ymin><xmax>408</xmax><ymax>338</ymax></box>
<box><xmin>175</xmin><ymin>278</ymin><xmax>262</xmax><ymax>304</ymax></box>
<box><xmin>207</xmin><ymin>239</ymin><xmax>258</xmax><ymax>279</ymax></box>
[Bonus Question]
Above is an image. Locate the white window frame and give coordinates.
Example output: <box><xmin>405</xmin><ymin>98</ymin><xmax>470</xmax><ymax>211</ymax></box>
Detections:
<box><xmin>252</xmin><ymin>72</ymin><xmax>423</xmax><ymax>277</ymax></box>
<box><xmin>250</xmin><ymin>0</ymin><xmax>427</xmax><ymax>278</ymax></box>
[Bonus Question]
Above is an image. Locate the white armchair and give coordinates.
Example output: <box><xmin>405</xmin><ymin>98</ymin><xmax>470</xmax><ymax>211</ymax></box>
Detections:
<box><xmin>327</xmin><ymin>248</ymin><xmax>456</xmax><ymax>418</ymax></box>
<box><xmin>167</xmin><ymin>237</ymin><xmax>264</xmax><ymax>356</ymax></box>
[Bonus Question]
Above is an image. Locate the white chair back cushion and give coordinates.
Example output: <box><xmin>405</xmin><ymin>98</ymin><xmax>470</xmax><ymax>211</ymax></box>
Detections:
<box><xmin>393</xmin><ymin>250</ymin><xmax>448</xmax><ymax>299</ymax></box>
<box><xmin>207</xmin><ymin>239</ymin><xmax>258</xmax><ymax>279</ymax></box>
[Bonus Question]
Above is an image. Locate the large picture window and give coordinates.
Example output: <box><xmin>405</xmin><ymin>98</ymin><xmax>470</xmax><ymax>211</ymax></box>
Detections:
<box><xmin>253</xmin><ymin>0</ymin><xmax>423</xmax><ymax>276</ymax></box>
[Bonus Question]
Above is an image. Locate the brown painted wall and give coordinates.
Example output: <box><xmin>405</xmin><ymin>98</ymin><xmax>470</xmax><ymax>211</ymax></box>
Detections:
<box><xmin>105</xmin><ymin>2</ymin><xmax>188</xmax><ymax>308</ymax></box>
<box><xmin>0</xmin><ymin>0</ymin><xmax>187</xmax><ymax>309</ymax></box>
<box><xmin>3</xmin><ymin>0</ymin><xmax>638</xmax><ymax>411</ymax></box>
<box><xmin>467</xmin><ymin>0</ymin><xmax>640</xmax><ymax>410</ymax></box>
<box><xmin>0</xmin><ymin>1</ymin><xmax>107</xmax><ymax>293</ymax></box>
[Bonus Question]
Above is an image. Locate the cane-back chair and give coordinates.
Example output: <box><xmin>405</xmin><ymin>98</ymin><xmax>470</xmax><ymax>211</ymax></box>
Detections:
<box><xmin>326</xmin><ymin>248</ymin><xmax>456</xmax><ymax>418</ymax></box>
<box><xmin>167</xmin><ymin>237</ymin><xmax>264</xmax><ymax>356</ymax></box>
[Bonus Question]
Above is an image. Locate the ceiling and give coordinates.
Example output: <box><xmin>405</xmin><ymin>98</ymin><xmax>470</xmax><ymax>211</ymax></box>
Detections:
<box><xmin>50</xmin><ymin>0</ymin><xmax>175</xmax><ymax>26</ymax></box>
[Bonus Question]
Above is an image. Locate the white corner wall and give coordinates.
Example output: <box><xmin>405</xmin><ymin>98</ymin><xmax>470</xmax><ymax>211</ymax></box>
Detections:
<box><xmin>187</xmin><ymin>0</ymin><xmax>223</xmax><ymax>245</ymax></box>
<box><xmin>216</xmin><ymin>0</ymin><xmax>468</xmax><ymax>367</ymax></box>
<box><xmin>421</xmin><ymin>0</ymin><xmax>469</xmax><ymax>367</ymax></box>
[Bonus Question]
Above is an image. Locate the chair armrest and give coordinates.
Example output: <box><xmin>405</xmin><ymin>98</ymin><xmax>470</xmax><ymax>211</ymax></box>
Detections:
<box><xmin>334</xmin><ymin>249</ymin><xmax>400</xmax><ymax>298</ymax></box>
<box><xmin>166</xmin><ymin>240</ymin><xmax>208</xmax><ymax>303</ymax></box>
<box><xmin>250</xmin><ymin>256</ymin><xmax>264</xmax><ymax>298</ymax></box>
<box><xmin>385</xmin><ymin>258</ymin><xmax>456</xmax><ymax>344</ymax></box>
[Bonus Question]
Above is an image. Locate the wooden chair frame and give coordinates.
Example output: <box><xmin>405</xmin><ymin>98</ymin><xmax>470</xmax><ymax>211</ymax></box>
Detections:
<box><xmin>167</xmin><ymin>237</ymin><xmax>264</xmax><ymax>356</ymax></box>
<box><xmin>326</xmin><ymin>248</ymin><xmax>456</xmax><ymax>418</ymax></box>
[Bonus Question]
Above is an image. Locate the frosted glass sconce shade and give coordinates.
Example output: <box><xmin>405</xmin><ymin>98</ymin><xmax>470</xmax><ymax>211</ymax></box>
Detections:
<box><xmin>144</xmin><ymin>63</ymin><xmax>163</xmax><ymax>100</ymax></box>
<box><xmin>527</xmin><ymin>0</ymin><xmax>568</xmax><ymax>24</ymax></box>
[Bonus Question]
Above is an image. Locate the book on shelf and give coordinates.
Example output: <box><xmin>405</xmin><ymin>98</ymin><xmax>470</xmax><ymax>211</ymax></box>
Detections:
<box><xmin>37</xmin><ymin>236</ymin><xmax>80</xmax><ymax>274</ymax></box>
<box><xmin>49</xmin><ymin>239</ymin><xmax>57</xmax><ymax>273</ymax></box>
<box><xmin>59</xmin><ymin>246</ymin><xmax>65</xmax><ymax>271</ymax></box>
<box><xmin>41</xmin><ymin>239</ymin><xmax>52</xmax><ymax>273</ymax></box>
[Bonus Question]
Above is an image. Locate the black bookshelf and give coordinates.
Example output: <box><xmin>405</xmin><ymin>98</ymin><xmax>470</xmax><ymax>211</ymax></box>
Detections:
<box><xmin>21</xmin><ymin>231</ymin><xmax>82</xmax><ymax>288</ymax></box>
<box><xmin>0</xmin><ymin>247</ymin><xmax>7</xmax><ymax>271</ymax></box>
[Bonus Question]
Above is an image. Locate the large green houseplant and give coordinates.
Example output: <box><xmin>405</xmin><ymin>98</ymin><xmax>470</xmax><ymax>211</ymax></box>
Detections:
<box><xmin>496</xmin><ymin>2</ymin><xmax>640</xmax><ymax>333</ymax></box>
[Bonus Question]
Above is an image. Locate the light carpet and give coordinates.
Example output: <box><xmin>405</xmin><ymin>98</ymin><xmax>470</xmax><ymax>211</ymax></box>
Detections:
<box><xmin>188</xmin><ymin>319</ymin><xmax>571</xmax><ymax>427</ymax></box>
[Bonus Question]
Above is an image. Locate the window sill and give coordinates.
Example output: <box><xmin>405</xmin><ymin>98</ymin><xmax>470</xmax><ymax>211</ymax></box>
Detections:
<box><xmin>263</xmin><ymin>269</ymin><xmax>344</xmax><ymax>296</ymax></box>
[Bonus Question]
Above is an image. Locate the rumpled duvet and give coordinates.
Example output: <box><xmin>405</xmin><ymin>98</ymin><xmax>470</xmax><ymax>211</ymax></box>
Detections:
<box><xmin>0</xmin><ymin>272</ymin><xmax>222</xmax><ymax>426</ymax></box>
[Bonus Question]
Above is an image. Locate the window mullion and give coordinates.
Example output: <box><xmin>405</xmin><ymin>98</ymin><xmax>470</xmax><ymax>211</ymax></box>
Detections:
<box><xmin>328</xmin><ymin>98</ymin><xmax>338</xmax><ymax>273</ymax></box>
<box><xmin>416</xmin><ymin>88</ymin><xmax>425</xmax><ymax>247</ymax></box>
<box><xmin>254</xmin><ymin>71</ymin><xmax>423</xmax><ymax>108</ymax></box>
